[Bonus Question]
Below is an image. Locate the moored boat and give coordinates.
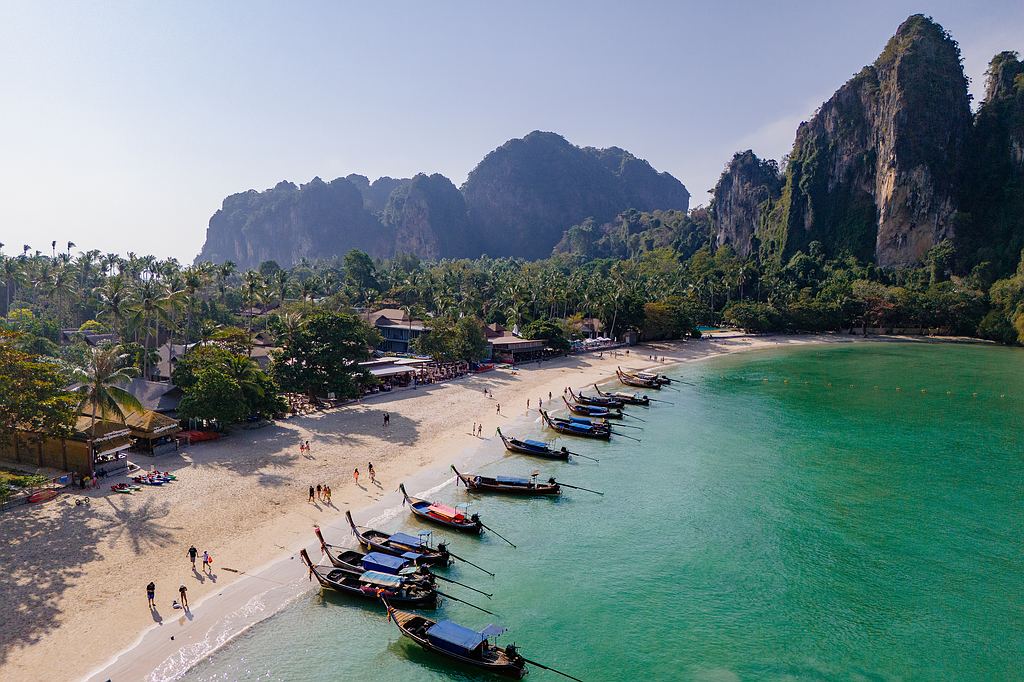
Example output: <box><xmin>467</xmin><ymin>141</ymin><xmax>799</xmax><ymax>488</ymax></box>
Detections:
<box><xmin>616</xmin><ymin>367</ymin><xmax>661</xmax><ymax>389</ymax></box>
<box><xmin>568</xmin><ymin>387</ymin><xmax>624</xmax><ymax>409</ymax></box>
<box><xmin>451</xmin><ymin>465</ymin><xmax>560</xmax><ymax>496</ymax></box>
<box><xmin>496</xmin><ymin>428</ymin><xmax>571</xmax><ymax>460</ymax></box>
<box><xmin>541</xmin><ymin>410</ymin><xmax>612</xmax><ymax>440</ymax></box>
<box><xmin>562</xmin><ymin>395</ymin><xmax>623</xmax><ymax>418</ymax></box>
<box><xmin>595</xmin><ymin>384</ymin><xmax>651</xmax><ymax>406</ymax></box>
<box><xmin>300</xmin><ymin>549</ymin><xmax>438</xmax><ymax>607</ymax></box>
<box><xmin>400</xmin><ymin>483</ymin><xmax>483</xmax><ymax>534</ymax></box>
<box><xmin>386</xmin><ymin>606</ymin><xmax>527</xmax><ymax>678</ymax></box>
<box><xmin>315</xmin><ymin>527</ymin><xmax>434</xmax><ymax>579</ymax></box>
<box><xmin>345</xmin><ymin>510</ymin><xmax>452</xmax><ymax>566</ymax></box>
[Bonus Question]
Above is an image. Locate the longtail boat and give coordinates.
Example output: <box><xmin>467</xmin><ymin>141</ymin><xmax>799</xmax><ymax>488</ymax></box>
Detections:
<box><xmin>568</xmin><ymin>387</ymin><xmax>624</xmax><ymax>409</ymax></box>
<box><xmin>315</xmin><ymin>527</ymin><xmax>434</xmax><ymax>578</ymax></box>
<box><xmin>400</xmin><ymin>483</ymin><xmax>483</xmax><ymax>534</ymax></box>
<box><xmin>595</xmin><ymin>384</ymin><xmax>651</xmax><ymax>406</ymax></box>
<box><xmin>634</xmin><ymin>369</ymin><xmax>672</xmax><ymax>385</ymax></box>
<box><xmin>300</xmin><ymin>549</ymin><xmax>437</xmax><ymax>606</ymax></box>
<box><xmin>541</xmin><ymin>410</ymin><xmax>611</xmax><ymax>440</ymax></box>
<box><xmin>386</xmin><ymin>606</ymin><xmax>526</xmax><ymax>678</ymax></box>
<box><xmin>616</xmin><ymin>367</ymin><xmax>661</xmax><ymax>389</ymax></box>
<box><xmin>496</xmin><ymin>428</ymin><xmax>571</xmax><ymax>460</ymax></box>
<box><xmin>561</xmin><ymin>395</ymin><xmax>623</xmax><ymax>419</ymax></box>
<box><xmin>451</xmin><ymin>465</ymin><xmax>560</xmax><ymax>496</ymax></box>
<box><xmin>345</xmin><ymin>510</ymin><xmax>452</xmax><ymax>566</ymax></box>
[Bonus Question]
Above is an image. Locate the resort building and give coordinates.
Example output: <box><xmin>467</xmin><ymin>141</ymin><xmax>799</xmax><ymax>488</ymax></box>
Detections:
<box><xmin>361</xmin><ymin>308</ymin><xmax>430</xmax><ymax>354</ymax></box>
<box><xmin>124</xmin><ymin>410</ymin><xmax>182</xmax><ymax>456</ymax></box>
<box><xmin>484</xmin><ymin>323</ymin><xmax>545</xmax><ymax>364</ymax></box>
<box><xmin>0</xmin><ymin>415</ymin><xmax>134</xmax><ymax>477</ymax></box>
<box><xmin>119</xmin><ymin>378</ymin><xmax>183</xmax><ymax>418</ymax></box>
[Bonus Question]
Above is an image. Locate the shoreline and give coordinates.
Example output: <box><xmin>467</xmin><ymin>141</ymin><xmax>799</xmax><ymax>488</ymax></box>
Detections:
<box><xmin>0</xmin><ymin>332</ymin><xmax>976</xmax><ymax>682</ymax></box>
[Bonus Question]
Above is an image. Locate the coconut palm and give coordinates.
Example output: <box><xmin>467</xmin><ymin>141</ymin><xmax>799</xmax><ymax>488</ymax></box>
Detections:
<box><xmin>65</xmin><ymin>345</ymin><xmax>143</xmax><ymax>435</ymax></box>
<box><xmin>1</xmin><ymin>256</ymin><xmax>25</xmax><ymax>319</ymax></box>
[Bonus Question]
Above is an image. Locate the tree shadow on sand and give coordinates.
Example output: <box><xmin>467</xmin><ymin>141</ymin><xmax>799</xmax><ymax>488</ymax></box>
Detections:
<box><xmin>0</xmin><ymin>493</ymin><xmax>180</xmax><ymax>665</ymax></box>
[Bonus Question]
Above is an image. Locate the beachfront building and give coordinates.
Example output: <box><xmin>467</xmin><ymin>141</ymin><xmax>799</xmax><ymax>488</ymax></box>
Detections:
<box><xmin>485</xmin><ymin>323</ymin><xmax>545</xmax><ymax>364</ymax></box>
<box><xmin>361</xmin><ymin>308</ymin><xmax>430</xmax><ymax>354</ymax></box>
<box><xmin>0</xmin><ymin>415</ymin><xmax>133</xmax><ymax>477</ymax></box>
<box><xmin>119</xmin><ymin>378</ymin><xmax>183</xmax><ymax>418</ymax></box>
<box><xmin>124</xmin><ymin>410</ymin><xmax>182</xmax><ymax>455</ymax></box>
<box><xmin>359</xmin><ymin>357</ymin><xmax>430</xmax><ymax>390</ymax></box>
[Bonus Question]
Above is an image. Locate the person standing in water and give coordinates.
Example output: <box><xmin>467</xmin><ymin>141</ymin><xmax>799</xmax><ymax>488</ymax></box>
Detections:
<box><xmin>179</xmin><ymin>584</ymin><xmax>189</xmax><ymax>610</ymax></box>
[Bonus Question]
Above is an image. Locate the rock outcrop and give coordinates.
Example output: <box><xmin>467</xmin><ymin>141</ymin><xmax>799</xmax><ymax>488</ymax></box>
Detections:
<box><xmin>196</xmin><ymin>131</ymin><xmax>688</xmax><ymax>267</ymax></box>
<box><xmin>710</xmin><ymin>151</ymin><xmax>783</xmax><ymax>258</ymax></box>
<box><xmin>715</xmin><ymin>15</ymin><xmax>974</xmax><ymax>267</ymax></box>
<box><xmin>462</xmin><ymin>132</ymin><xmax>690</xmax><ymax>259</ymax></box>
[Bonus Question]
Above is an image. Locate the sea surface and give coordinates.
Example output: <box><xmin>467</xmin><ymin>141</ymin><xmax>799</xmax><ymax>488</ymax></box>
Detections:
<box><xmin>183</xmin><ymin>342</ymin><xmax>1023</xmax><ymax>681</ymax></box>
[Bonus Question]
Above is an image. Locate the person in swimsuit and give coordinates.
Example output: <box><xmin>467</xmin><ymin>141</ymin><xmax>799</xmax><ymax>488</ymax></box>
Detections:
<box><xmin>179</xmin><ymin>585</ymin><xmax>189</xmax><ymax>610</ymax></box>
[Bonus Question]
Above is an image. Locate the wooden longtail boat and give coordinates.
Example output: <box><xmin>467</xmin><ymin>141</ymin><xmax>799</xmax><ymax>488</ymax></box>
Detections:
<box><xmin>400</xmin><ymin>483</ymin><xmax>483</xmax><ymax>534</ymax></box>
<box><xmin>561</xmin><ymin>395</ymin><xmax>623</xmax><ymax>418</ymax></box>
<box><xmin>595</xmin><ymin>384</ymin><xmax>651</xmax><ymax>406</ymax></box>
<box><xmin>386</xmin><ymin>606</ymin><xmax>526</xmax><ymax>678</ymax></box>
<box><xmin>541</xmin><ymin>410</ymin><xmax>612</xmax><ymax>440</ymax></box>
<box><xmin>315</xmin><ymin>527</ymin><xmax>434</xmax><ymax>578</ymax></box>
<box><xmin>634</xmin><ymin>369</ymin><xmax>672</xmax><ymax>385</ymax></box>
<box><xmin>345</xmin><ymin>510</ymin><xmax>452</xmax><ymax>566</ymax></box>
<box><xmin>496</xmin><ymin>428</ymin><xmax>571</xmax><ymax>460</ymax></box>
<box><xmin>451</xmin><ymin>465</ymin><xmax>560</xmax><ymax>496</ymax></box>
<box><xmin>568</xmin><ymin>387</ymin><xmax>624</xmax><ymax>409</ymax></box>
<box><xmin>300</xmin><ymin>549</ymin><xmax>437</xmax><ymax>606</ymax></box>
<box><xmin>616</xmin><ymin>367</ymin><xmax>661</xmax><ymax>389</ymax></box>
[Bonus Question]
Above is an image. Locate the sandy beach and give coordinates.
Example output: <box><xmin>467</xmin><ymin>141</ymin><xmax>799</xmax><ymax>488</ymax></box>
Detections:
<box><xmin>0</xmin><ymin>332</ymin><xmax>956</xmax><ymax>682</ymax></box>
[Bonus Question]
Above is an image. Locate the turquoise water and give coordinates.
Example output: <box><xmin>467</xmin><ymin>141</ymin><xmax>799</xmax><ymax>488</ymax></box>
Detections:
<box><xmin>184</xmin><ymin>343</ymin><xmax>1024</xmax><ymax>681</ymax></box>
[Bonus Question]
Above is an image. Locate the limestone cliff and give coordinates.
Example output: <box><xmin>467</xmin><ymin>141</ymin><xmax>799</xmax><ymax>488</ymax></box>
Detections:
<box><xmin>718</xmin><ymin>15</ymin><xmax>972</xmax><ymax>267</ymax></box>
<box><xmin>382</xmin><ymin>174</ymin><xmax>474</xmax><ymax>260</ymax></box>
<box><xmin>710</xmin><ymin>151</ymin><xmax>782</xmax><ymax>258</ymax></box>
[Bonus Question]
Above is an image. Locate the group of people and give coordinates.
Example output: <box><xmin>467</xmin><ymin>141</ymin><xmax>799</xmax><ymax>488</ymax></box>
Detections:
<box><xmin>298</xmin><ymin>439</ymin><xmax>312</xmax><ymax>453</ymax></box>
<box><xmin>470</xmin><ymin>423</ymin><xmax>484</xmax><ymax>437</ymax></box>
<box><xmin>147</xmin><ymin>545</ymin><xmax>213</xmax><ymax>614</ymax></box>
<box><xmin>309</xmin><ymin>483</ymin><xmax>333</xmax><ymax>503</ymax></box>
<box><xmin>353</xmin><ymin>462</ymin><xmax>377</xmax><ymax>486</ymax></box>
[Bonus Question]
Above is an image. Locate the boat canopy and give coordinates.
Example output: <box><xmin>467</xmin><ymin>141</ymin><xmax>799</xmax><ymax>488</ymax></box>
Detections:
<box><xmin>479</xmin><ymin>624</ymin><xmax>508</xmax><ymax>638</ymax></box>
<box><xmin>495</xmin><ymin>475</ymin><xmax>530</xmax><ymax>485</ymax></box>
<box><xmin>363</xmin><ymin>552</ymin><xmax>407</xmax><ymax>573</ymax></box>
<box><xmin>388</xmin><ymin>532</ymin><xmax>424</xmax><ymax>547</ymax></box>
<box><xmin>400</xmin><ymin>551</ymin><xmax>423</xmax><ymax>561</ymax></box>
<box><xmin>359</xmin><ymin>570</ymin><xmax>405</xmax><ymax>588</ymax></box>
<box><xmin>426</xmin><ymin>620</ymin><xmax>487</xmax><ymax>652</ymax></box>
<box><xmin>523</xmin><ymin>439</ymin><xmax>548</xmax><ymax>449</ymax></box>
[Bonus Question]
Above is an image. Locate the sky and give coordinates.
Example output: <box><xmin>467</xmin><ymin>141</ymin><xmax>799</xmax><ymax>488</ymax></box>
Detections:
<box><xmin>1</xmin><ymin>1</ymin><xmax>1022</xmax><ymax>262</ymax></box>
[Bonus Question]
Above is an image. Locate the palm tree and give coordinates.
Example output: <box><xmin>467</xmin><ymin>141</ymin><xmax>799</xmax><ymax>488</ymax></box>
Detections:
<box><xmin>96</xmin><ymin>275</ymin><xmax>133</xmax><ymax>337</ymax></box>
<box><xmin>217</xmin><ymin>261</ymin><xmax>236</xmax><ymax>302</ymax></box>
<box><xmin>66</xmin><ymin>241</ymin><xmax>76</xmax><ymax>256</ymax></box>
<box><xmin>64</xmin><ymin>345</ymin><xmax>144</xmax><ymax>473</ymax></box>
<box><xmin>128</xmin><ymin>280</ymin><xmax>175</xmax><ymax>379</ymax></box>
<box><xmin>273</xmin><ymin>269</ymin><xmax>290</xmax><ymax>306</ymax></box>
<box><xmin>1</xmin><ymin>256</ymin><xmax>25</xmax><ymax>319</ymax></box>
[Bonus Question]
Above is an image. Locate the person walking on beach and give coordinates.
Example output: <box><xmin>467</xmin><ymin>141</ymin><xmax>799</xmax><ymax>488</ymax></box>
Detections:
<box><xmin>496</xmin><ymin>403</ymin><xmax>501</xmax><ymax>415</ymax></box>
<box><xmin>368</xmin><ymin>462</ymin><xmax>376</xmax><ymax>485</ymax></box>
<box><xmin>202</xmin><ymin>551</ymin><xmax>211</xmax><ymax>573</ymax></box>
<box><xmin>383</xmin><ymin>412</ymin><xmax>390</xmax><ymax>427</ymax></box>
<box><xmin>146</xmin><ymin>582</ymin><xmax>156</xmax><ymax>608</ymax></box>
<box><xmin>526</xmin><ymin>399</ymin><xmax>530</xmax><ymax>409</ymax></box>
<box><xmin>353</xmin><ymin>468</ymin><xmax>360</xmax><ymax>485</ymax></box>
<box><xmin>308</xmin><ymin>485</ymin><xmax>315</xmax><ymax>502</ymax></box>
<box><xmin>323</xmin><ymin>485</ymin><xmax>331</xmax><ymax>504</ymax></box>
<box><xmin>188</xmin><ymin>545</ymin><xmax>198</xmax><ymax>568</ymax></box>
<box><xmin>179</xmin><ymin>585</ymin><xmax>189</xmax><ymax>610</ymax></box>
<box><xmin>478</xmin><ymin>424</ymin><xmax>483</xmax><ymax>437</ymax></box>
<box><xmin>538</xmin><ymin>397</ymin><xmax>543</xmax><ymax>409</ymax></box>
<box><xmin>305</xmin><ymin>440</ymin><xmax>311</xmax><ymax>452</ymax></box>
<box><xmin>548</xmin><ymin>391</ymin><xmax>552</xmax><ymax>400</ymax></box>
<box><xmin>316</xmin><ymin>483</ymin><xmax>322</xmax><ymax>501</ymax></box>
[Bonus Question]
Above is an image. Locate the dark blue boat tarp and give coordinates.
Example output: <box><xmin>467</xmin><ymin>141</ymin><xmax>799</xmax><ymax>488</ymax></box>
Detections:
<box><xmin>523</xmin><ymin>439</ymin><xmax>548</xmax><ymax>449</ymax></box>
<box><xmin>426</xmin><ymin>620</ymin><xmax>486</xmax><ymax>653</ymax></box>
<box><xmin>495</xmin><ymin>476</ymin><xmax>530</xmax><ymax>485</ymax></box>
<box><xmin>363</xmin><ymin>552</ymin><xmax>407</xmax><ymax>572</ymax></box>
<box><xmin>388</xmin><ymin>532</ymin><xmax>424</xmax><ymax>547</ymax></box>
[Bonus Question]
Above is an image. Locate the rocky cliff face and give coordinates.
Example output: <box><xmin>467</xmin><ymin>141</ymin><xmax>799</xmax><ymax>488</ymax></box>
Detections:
<box><xmin>716</xmin><ymin>15</ymin><xmax>973</xmax><ymax>267</ymax></box>
<box><xmin>197</xmin><ymin>177</ymin><xmax>391</xmax><ymax>266</ymax></box>
<box><xmin>710</xmin><ymin>151</ymin><xmax>782</xmax><ymax>257</ymax></box>
<box><xmin>382</xmin><ymin>174</ymin><xmax>475</xmax><ymax>260</ymax></box>
<box><xmin>197</xmin><ymin>131</ymin><xmax>688</xmax><ymax>267</ymax></box>
<box><xmin>462</xmin><ymin>131</ymin><xmax>689</xmax><ymax>259</ymax></box>
<box><xmin>957</xmin><ymin>51</ymin><xmax>1024</xmax><ymax>273</ymax></box>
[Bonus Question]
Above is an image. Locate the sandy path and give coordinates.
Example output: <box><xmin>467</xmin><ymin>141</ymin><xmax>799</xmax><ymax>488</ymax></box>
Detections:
<box><xmin>1</xmin><ymin>333</ymin><xmax>930</xmax><ymax>681</ymax></box>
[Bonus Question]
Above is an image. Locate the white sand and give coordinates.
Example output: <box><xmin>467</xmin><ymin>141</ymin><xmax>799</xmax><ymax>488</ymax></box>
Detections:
<box><xmin>0</xmin><ymin>333</ymin><xmax>953</xmax><ymax>681</ymax></box>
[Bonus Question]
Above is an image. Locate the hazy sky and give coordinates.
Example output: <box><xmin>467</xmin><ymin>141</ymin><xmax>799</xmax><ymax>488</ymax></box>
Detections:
<box><xmin>1</xmin><ymin>1</ymin><xmax>1021</xmax><ymax>262</ymax></box>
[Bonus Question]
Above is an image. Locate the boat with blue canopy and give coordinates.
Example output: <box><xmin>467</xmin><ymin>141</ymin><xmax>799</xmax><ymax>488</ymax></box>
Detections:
<box><xmin>387</xmin><ymin>607</ymin><xmax>526</xmax><ymax>678</ymax></box>
<box><xmin>451</xmin><ymin>464</ymin><xmax>560</xmax><ymax>496</ymax></box>
<box><xmin>299</xmin><ymin>549</ymin><xmax>437</xmax><ymax>606</ymax></box>
<box><xmin>345</xmin><ymin>511</ymin><xmax>452</xmax><ymax>566</ymax></box>
<box><xmin>496</xmin><ymin>428</ymin><xmax>572</xmax><ymax>459</ymax></box>
<box><xmin>541</xmin><ymin>410</ymin><xmax>612</xmax><ymax>440</ymax></box>
<box><xmin>562</xmin><ymin>395</ymin><xmax>624</xmax><ymax>418</ymax></box>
